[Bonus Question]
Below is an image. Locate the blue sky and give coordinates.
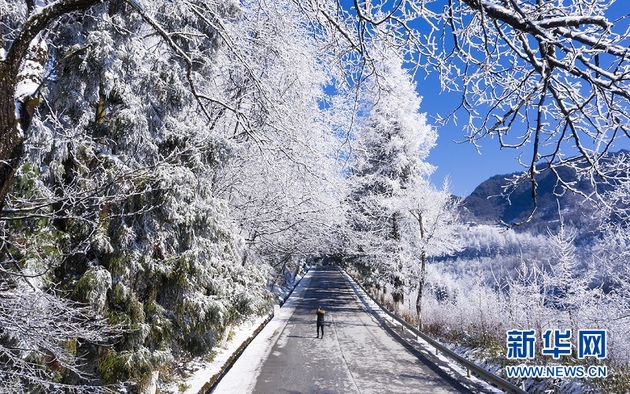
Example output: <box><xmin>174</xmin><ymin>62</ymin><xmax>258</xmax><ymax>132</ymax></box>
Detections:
<box><xmin>335</xmin><ymin>0</ymin><xmax>630</xmax><ymax>197</ymax></box>
<box><xmin>428</xmin><ymin>123</ymin><xmax>530</xmax><ymax>198</ymax></box>
<box><xmin>413</xmin><ymin>1</ymin><xmax>630</xmax><ymax>198</ymax></box>
<box><xmin>418</xmin><ymin>72</ymin><xmax>534</xmax><ymax>198</ymax></box>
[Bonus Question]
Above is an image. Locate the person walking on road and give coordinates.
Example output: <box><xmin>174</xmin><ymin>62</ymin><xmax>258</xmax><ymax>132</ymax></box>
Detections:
<box><xmin>316</xmin><ymin>306</ymin><xmax>325</xmax><ymax>338</ymax></box>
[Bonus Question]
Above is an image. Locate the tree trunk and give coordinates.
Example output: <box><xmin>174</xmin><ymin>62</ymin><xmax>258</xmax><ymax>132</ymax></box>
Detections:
<box><xmin>0</xmin><ymin>0</ymin><xmax>103</xmax><ymax>212</ymax></box>
<box><xmin>392</xmin><ymin>289</ymin><xmax>404</xmax><ymax>314</ymax></box>
<box><xmin>415</xmin><ymin>249</ymin><xmax>427</xmax><ymax>331</ymax></box>
<box><xmin>0</xmin><ymin>62</ymin><xmax>21</xmax><ymax>213</ymax></box>
<box><xmin>414</xmin><ymin>210</ymin><xmax>426</xmax><ymax>331</ymax></box>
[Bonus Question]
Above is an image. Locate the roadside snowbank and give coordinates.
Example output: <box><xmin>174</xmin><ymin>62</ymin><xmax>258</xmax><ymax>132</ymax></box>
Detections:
<box><xmin>161</xmin><ymin>268</ymin><xmax>312</xmax><ymax>394</ymax></box>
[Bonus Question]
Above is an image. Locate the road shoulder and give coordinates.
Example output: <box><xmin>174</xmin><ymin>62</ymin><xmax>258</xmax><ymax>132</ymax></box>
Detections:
<box><xmin>210</xmin><ymin>269</ymin><xmax>315</xmax><ymax>394</ymax></box>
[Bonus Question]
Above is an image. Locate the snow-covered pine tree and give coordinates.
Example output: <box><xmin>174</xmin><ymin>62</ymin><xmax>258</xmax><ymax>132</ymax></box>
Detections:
<box><xmin>345</xmin><ymin>47</ymin><xmax>438</xmax><ymax>310</ymax></box>
<box><xmin>2</xmin><ymin>0</ymin><xmax>301</xmax><ymax>390</ymax></box>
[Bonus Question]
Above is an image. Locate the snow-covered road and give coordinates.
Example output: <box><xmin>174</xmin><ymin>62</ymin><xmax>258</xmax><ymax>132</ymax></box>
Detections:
<box><xmin>212</xmin><ymin>266</ymin><xmax>485</xmax><ymax>393</ymax></box>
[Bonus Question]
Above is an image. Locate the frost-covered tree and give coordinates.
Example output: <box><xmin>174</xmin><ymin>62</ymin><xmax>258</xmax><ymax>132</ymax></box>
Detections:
<box><xmin>591</xmin><ymin>220</ymin><xmax>630</xmax><ymax>311</ymax></box>
<box><xmin>0</xmin><ymin>0</ymin><xmax>104</xmax><ymax>212</ymax></box>
<box><xmin>0</xmin><ymin>287</ymin><xmax>117</xmax><ymax>393</ymax></box>
<box><xmin>1</xmin><ymin>0</ymin><xmax>335</xmax><ymax>390</ymax></box>
<box><xmin>0</xmin><ymin>0</ymin><xmax>398</xmax><ymax>390</ymax></box>
<box><xmin>545</xmin><ymin>218</ymin><xmax>585</xmax><ymax>333</ymax></box>
<box><xmin>345</xmin><ymin>46</ymin><xmax>439</xmax><ymax>308</ymax></box>
<box><xmin>208</xmin><ymin>0</ymin><xmax>347</xmax><ymax>272</ymax></box>
<box><xmin>405</xmin><ymin>179</ymin><xmax>461</xmax><ymax>330</ymax></box>
<box><xmin>307</xmin><ymin>0</ymin><xmax>630</xmax><ymax>220</ymax></box>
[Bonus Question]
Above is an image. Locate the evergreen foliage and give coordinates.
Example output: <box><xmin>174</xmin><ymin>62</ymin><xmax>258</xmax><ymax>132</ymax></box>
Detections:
<box><xmin>0</xmin><ymin>0</ymin><xmax>348</xmax><ymax>391</ymax></box>
<box><xmin>1</xmin><ymin>1</ymin><xmax>630</xmax><ymax>393</ymax></box>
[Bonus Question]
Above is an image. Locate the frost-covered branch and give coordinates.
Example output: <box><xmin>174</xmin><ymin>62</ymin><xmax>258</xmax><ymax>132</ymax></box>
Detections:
<box><xmin>0</xmin><ymin>0</ymin><xmax>103</xmax><ymax>212</ymax></box>
<box><xmin>0</xmin><ymin>288</ymin><xmax>119</xmax><ymax>393</ymax></box>
<box><xmin>423</xmin><ymin>0</ymin><xmax>630</xmax><ymax>217</ymax></box>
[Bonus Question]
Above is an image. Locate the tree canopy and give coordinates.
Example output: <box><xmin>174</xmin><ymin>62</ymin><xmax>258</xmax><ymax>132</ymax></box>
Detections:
<box><xmin>2</xmin><ymin>0</ymin><xmax>630</xmax><ymax>391</ymax></box>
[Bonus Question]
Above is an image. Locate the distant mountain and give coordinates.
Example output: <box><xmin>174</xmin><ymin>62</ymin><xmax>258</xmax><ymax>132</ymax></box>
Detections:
<box><xmin>460</xmin><ymin>150</ymin><xmax>628</xmax><ymax>233</ymax></box>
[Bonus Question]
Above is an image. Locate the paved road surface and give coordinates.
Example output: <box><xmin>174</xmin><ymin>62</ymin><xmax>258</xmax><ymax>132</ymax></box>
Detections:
<box><xmin>214</xmin><ymin>266</ymin><xmax>479</xmax><ymax>393</ymax></box>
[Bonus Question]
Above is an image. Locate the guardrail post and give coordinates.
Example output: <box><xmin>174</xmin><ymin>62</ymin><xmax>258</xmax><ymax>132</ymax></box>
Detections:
<box><xmin>467</xmin><ymin>368</ymin><xmax>470</xmax><ymax>378</ymax></box>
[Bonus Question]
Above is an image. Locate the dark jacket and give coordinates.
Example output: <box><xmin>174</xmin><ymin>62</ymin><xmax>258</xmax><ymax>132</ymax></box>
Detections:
<box><xmin>316</xmin><ymin>308</ymin><xmax>325</xmax><ymax>324</ymax></box>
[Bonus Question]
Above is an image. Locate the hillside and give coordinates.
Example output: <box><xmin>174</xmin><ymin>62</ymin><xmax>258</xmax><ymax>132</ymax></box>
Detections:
<box><xmin>459</xmin><ymin>151</ymin><xmax>629</xmax><ymax>233</ymax></box>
